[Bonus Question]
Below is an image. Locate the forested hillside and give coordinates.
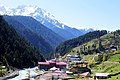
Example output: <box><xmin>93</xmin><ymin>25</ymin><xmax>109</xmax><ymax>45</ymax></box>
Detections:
<box><xmin>71</xmin><ymin>30</ymin><xmax>120</xmax><ymax>55</ymax></box>
<box><xmin>3</xmin><ymin>16</ymin><xmax>65</xmax><ymax>49</ymax></box>
<box><xmin>4</xmin><ymin>15</ymin><xmax>53</xmax><ymax>53</ymax></box>
<box><xmin>0</xmin><ymin>16</ymin><xmax>45</xmax><ymax>69</ymax></box>
<box><xmin>56</xmin><ymin>30</ymin><xmax>107</xmax><ymax>56</ymax></box>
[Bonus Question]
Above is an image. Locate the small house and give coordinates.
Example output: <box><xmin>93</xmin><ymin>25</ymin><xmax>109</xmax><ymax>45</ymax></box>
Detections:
<box><xmin>80</xmin><ymin>72</ymin><xmax>90</xmax><ymax>78</ymax></box>
<box><xmin>110</xmin><ymin>44</ymin><xmax>117</xmax><ymax>52</ymax></box>
<box><xmin>95</xmin><ymin>73</ymin><xmax>109</xmax><ymax>79</ymax></box>
<box><xmin>67</xmin><ymin>54</ymin><xmax>81</xmax><ymax>62</ymax></box>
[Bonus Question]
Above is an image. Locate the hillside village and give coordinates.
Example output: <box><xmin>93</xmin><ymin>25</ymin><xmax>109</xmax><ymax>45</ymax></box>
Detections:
<box><xmin>0</xmin><ymin>1</ymin><xmax>120</xmax><ymax>80</ymax></box>
<box><xmin>36</xmin><ymin>30</ymin><xmax>120</xmax><ymax>80</ymax></box>
<box><xmin>0</xmin><ymin>12</ymin><xmax>120</xmax><ymax>80</ymax></box>
<box><xmin>1</xmin><ymin>30</ymin><xmax>119</xmax><ymax>80</ymax></box>
<box><xmin>5</xmin><ymin>50</ymin><xmax>120</xmax><ymax>80</ymax></box>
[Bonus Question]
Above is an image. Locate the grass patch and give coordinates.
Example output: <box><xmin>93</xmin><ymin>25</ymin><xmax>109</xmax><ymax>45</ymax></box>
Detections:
<box><xmin>81</xmin><ymin>54</ymin><xmax>96</xmax><ymax>61</ymax></box>
<box><xmin>0</xmin><ymin>68</ymin><xmax>7</xmax><ymax>76</ymax></box>
<box><xmin>108</xmin><ymin>53</ymin><xmax>120</xmax><ymax>62</ymax></box>
<box><xmin>109</xmin><ymin>74</ymin><xmax>120</xmax><ymax>80</ymax></box>
<box><xmin>92</xmin><ymin>62</ymin><xmax>120</xmax><ymax>74</ymax></box>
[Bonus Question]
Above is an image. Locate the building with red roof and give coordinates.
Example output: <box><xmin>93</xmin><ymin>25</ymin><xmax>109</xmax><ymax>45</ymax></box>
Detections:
<box><xmin>38</xmin><ymin>61</ymin><xmax>67</xmax><ymax>70</ymax></box>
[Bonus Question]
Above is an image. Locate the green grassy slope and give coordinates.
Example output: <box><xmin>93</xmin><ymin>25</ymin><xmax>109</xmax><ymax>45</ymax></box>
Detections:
<box><xmin>63</xmin><ymin>30</ymin><xmax>120</xmax><ymax>80</ymax></box>
<box><xmin>71</xmin><ymin>30</ymin><xmax>120</xmax><ymax>55</ymax></box>
<box><xmin>56</xmin><ymin>30</ymin><xmax>107</xmax><ymax>56</ymax></box>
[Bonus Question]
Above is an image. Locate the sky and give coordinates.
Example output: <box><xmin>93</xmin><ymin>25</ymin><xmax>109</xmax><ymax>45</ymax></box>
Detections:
<box><xmin>0</xmin><ymin>0</ymin><xmax>120</xmax><ymax>31</ymax></box>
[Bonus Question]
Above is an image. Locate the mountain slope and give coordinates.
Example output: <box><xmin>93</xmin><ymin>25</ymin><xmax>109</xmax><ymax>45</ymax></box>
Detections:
<box><xmin>0</xmin><ymin>16</ymin><xmax>45</xmax><ymax>69</ymax></box>
<box><xmin>56</xmin><ymin>30</ymin><xmax>107</xmax><ymax>56</ymax></box>
<box><xmin>71</xmin><ymin>30</ymin><xmax>120</xmax><ymax>55</ymax></box>
<box><xmin>4</xmin><ymin>15</ymin><xmax>65</xmax><ymax>49</ymax></box>
<box><xmin>0</xmin><ymin>5</ymin><xmax>94</xmax><ymax>40</ymax></box>
<box><xmin>60</xmin><ymin>30</ymin><xmax>120</xmax><ymax>80</ymax></box>
<box><xmin>4</xmin><ymin>15</ymin><xmax>53</xmax><ymax>53</ymax></box>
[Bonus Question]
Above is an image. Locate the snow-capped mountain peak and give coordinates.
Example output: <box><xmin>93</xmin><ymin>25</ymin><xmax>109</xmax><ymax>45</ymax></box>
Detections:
<box><xmin>0</xmin><ymin>5</ymin><xmax>66</xmax><ymax>29</ymax></box>
<box><xmin>11</xmin><ymin>5</ymin><xmax>38</xmax><ymax>16</ymax></box>
<box><xmin>0</xmin><ymin>4</ymin><xmax>94</xmax><ymax>39</ymax></box>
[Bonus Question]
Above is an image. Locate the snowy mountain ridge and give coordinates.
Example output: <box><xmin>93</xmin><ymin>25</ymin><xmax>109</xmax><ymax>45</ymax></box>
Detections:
<box><xmin>0</xmin><ymin>4</ymin><xmax>94</xmax><ymax>39</ymax></box>
<box><xmin>0</xmin><ymin>5</ymin><xmax>63</xmax><ymax>28</ymax></box>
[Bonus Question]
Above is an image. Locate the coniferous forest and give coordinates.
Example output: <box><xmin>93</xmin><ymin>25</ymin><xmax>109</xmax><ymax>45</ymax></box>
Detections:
<box><xmin>56</xmin><ymin>30</ymin><xmax>107</xmax><ymax>56</ymax></box>
<box><xmin>0</xmin><ymin>16</ymin><xmax>45</xmax><ymax>69</ymax></box>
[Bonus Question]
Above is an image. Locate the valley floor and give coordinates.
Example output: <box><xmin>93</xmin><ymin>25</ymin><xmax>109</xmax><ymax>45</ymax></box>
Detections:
<box><xmin>4</xmin><ymin>51</ymin><xmax>120</xmax><ymax>80</ymax></box>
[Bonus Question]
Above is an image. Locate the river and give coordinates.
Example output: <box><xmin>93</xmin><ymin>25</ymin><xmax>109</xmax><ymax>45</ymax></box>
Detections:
<box><xmin>8</xmin><ymin>67</ymin><xmax>41</xmax><ymax>80</ymax></box>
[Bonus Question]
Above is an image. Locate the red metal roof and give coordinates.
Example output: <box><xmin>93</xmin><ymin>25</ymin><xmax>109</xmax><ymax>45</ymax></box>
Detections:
<box><xmin>38</xmin><ymin>61</ymin><xmax>67</xmax><ymax>65</ymax></box>
<box><xmin>38</xmin><ymin>62</ymin><xmax>49</xmax><ymax>65</ymax></box>
<box><xmin>56</xmin><ymin>62</ymin><xmax>67</xmax><ymax>65</ymax></box>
